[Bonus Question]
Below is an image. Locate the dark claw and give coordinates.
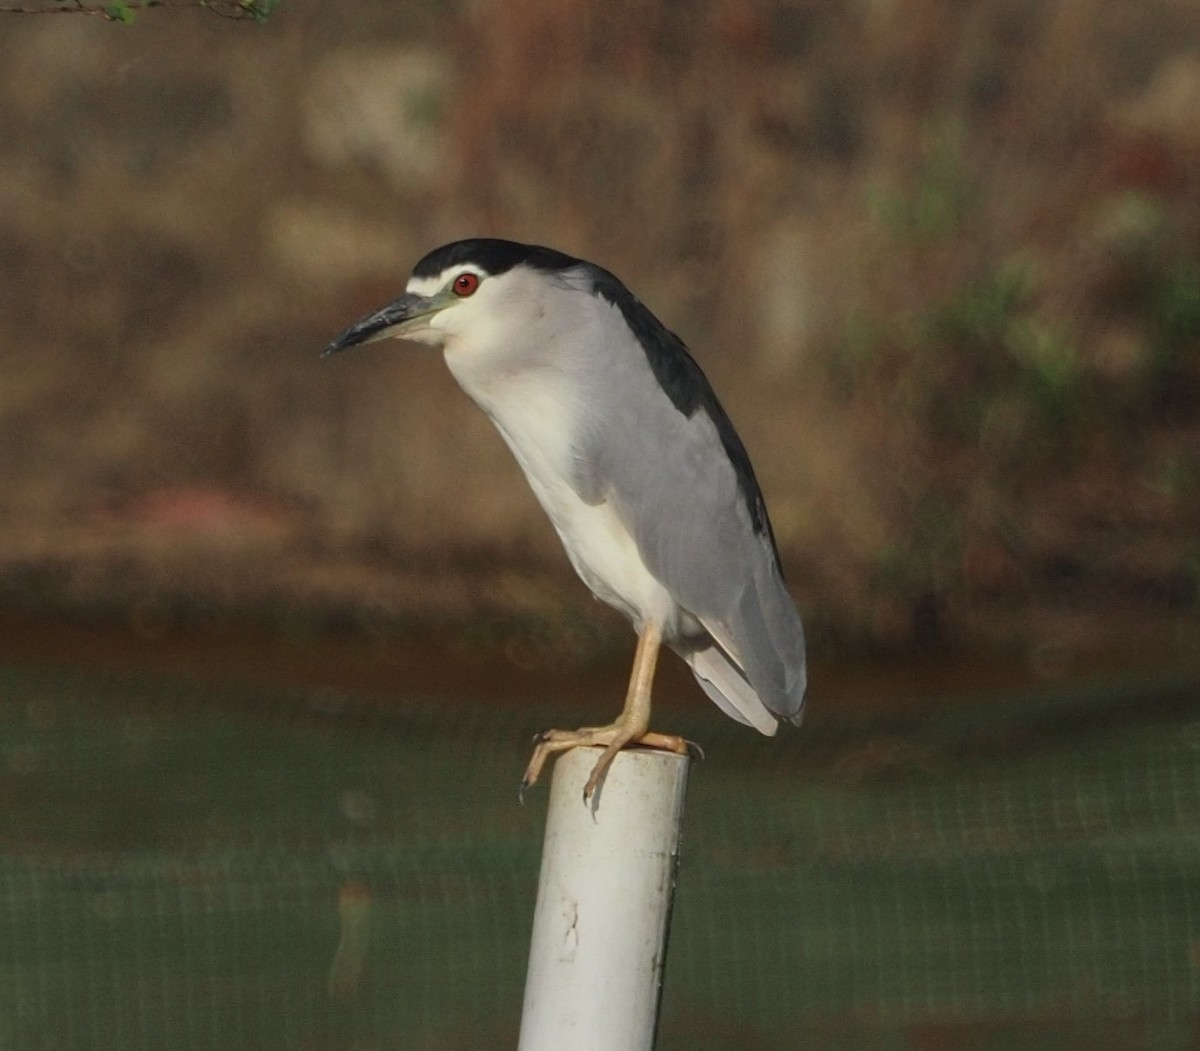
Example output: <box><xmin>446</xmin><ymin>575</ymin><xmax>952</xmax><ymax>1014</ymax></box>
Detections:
<box><xmin>582</xmin><ymin>778</ymin><xmax>603</xmax><ymax>809</ymax></box>
<box><xmin>518</xmin><ymin>778</ymin><xmax>531</xmax><ymax>805</ymax></box>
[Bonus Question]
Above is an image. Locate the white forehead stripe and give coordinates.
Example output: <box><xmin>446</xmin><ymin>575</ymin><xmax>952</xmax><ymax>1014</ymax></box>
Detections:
<box><xmin>406</xmin><ymin>265</ymin><xmax>482</xmax><ymax>296</ymax></box>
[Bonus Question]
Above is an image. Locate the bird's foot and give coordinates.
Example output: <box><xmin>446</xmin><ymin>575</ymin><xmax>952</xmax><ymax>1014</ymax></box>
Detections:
<box><xmin>519</xmin><ymin>725</ymin><xmax>691</xmax><ymax>803</ymax></box>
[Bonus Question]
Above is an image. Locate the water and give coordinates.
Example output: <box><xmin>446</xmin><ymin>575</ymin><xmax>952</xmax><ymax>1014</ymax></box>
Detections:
<box><xmin>0</xmin><ymin>617</ymin><xmax>1197</xmax><ymax>1049</ymax></box>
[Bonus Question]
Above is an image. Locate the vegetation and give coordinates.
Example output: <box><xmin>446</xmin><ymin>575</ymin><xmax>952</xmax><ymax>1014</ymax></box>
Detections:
<box><xmin>0</xmin><ymin>0</ymin><xmax>279</xmax><ymax>21</ymax></box>
<box><xmin>0</xmin><ymin>0</ymin><xmax>1196</xmax><ymax>663</ymax></box>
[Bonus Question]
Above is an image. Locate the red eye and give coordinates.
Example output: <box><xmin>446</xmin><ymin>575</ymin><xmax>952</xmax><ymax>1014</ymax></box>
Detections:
<box><xmin>452</xmin><ymin>272</ymin><xmax>480</xmax><ymax>297</ymax></box>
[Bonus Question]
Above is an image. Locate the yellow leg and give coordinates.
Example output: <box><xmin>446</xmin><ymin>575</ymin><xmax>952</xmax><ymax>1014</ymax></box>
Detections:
<box><xmin>521</xmin><ymin>620</ymin><xmax>689</xmax><ymax>801</ymax></box>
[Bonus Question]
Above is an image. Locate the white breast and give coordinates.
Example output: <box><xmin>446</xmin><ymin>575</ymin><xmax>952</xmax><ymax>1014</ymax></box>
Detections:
<box><xmin>443</xmin><ymin>349</ymin><xmax>673</xmax><ymax>628</ymax></box>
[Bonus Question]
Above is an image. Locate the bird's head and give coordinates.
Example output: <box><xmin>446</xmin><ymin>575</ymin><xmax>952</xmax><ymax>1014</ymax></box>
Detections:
<box><xmin>322</xmin><ymin>238</ymin><xmax>588</xmax><ymax>357</ymax></box>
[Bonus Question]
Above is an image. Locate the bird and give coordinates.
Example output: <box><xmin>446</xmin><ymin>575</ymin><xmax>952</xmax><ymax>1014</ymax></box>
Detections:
<box><xmin>323</xmin><ymin>239</ymin><xmax>806</xmax><ymax>801</ymax></box>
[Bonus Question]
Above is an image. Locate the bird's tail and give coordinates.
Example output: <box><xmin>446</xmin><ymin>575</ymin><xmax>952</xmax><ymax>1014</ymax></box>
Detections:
<box><xmin>681</xmin><ymin>642</ymin><xmax>780</xmax><ymax>736</ymax></box>
<box><xmin>682</xmin><ymin>551</ymin><xmax>807</xmax><ymax>734</ymax></box>
<box><xmin>732</xmin><ymin>556</ymin><xmax>807</xmax><ymax>726</ymax></box>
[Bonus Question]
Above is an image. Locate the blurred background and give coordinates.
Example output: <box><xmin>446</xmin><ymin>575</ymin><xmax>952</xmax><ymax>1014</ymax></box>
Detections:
<box><xmin>0</xmin><ymin>1</ymin><xmax>1198</xmax><ymax>1048</ymax></box>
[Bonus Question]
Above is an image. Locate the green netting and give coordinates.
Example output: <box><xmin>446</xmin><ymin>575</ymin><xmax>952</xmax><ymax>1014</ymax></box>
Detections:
<box><xmin>0</xmin><ymin>662</ymin><xmax>1197</xmax><ymax>1049</ymax></box>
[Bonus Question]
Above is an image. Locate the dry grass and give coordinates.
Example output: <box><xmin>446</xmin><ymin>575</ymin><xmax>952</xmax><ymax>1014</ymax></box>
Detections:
<box><xmin>0</xmin><ymin>0</ymin><xmax>1197</xmax><ymax>662</ymax></box>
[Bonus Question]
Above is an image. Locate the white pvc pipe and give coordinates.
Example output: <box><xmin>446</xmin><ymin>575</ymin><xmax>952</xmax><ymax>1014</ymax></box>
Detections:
<box><xmin>519</xmin><ymin>746</ymin><xmax>691</xmax><ymax>1051</ymax></box>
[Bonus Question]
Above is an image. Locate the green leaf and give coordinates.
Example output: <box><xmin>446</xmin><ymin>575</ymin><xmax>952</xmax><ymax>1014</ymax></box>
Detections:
<box><xmin>104</xmin><ymin>0</ymin><xmax>136</xmax><ymax>21</ymax></box>
<box><xmin>240</xmin><ymin>0</ymin><xmax>281</xmax><ymax>22</ymax></box>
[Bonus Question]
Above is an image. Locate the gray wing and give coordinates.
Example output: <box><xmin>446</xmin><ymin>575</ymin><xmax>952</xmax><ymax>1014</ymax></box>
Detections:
<box><xmin>571</xmin><ymin>319</ymin><xmax>807</xmax><ymax>730</ymax></box>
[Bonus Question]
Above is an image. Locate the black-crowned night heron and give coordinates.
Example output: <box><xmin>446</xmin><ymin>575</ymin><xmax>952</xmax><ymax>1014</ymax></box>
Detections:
<box><xmin>324</xmin><ymin>239</ymin><xmax>806</xmax><ymax>799</ymax></box>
